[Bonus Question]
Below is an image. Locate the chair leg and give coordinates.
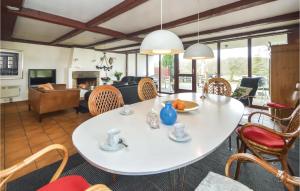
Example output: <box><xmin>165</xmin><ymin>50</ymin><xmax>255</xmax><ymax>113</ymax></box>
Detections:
<box><xmin>228</xmin><ymin>136</ymin><xmax>232</xmax><ymax>151</ymax></box>
<box><xmin>236</xmin><ymin>136</ymin><xmax>240</xmax><ymax>151</ymax></box>
<box><xmin>234</xmin><ymin>143</ymin><xmax>245</xmax><ymax>180</ymax></box>
<box><xmin>280</xmin><ymin>156</ymin><xmax>290</xmax><ymax>175</ymax></box>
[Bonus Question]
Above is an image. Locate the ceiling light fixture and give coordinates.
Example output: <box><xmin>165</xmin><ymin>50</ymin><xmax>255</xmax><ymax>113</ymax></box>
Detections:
<box><xmin>140</xmin><ymin>0</ymin><xmax>183</xmax><ymax>55</ymax></box>
<box><xmin>183</xmin><ymin>0</ymin><xmax>214</xmax><ymax>60</ymax></box>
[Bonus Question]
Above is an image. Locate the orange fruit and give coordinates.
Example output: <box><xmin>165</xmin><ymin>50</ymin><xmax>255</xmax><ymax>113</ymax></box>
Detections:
<box><xmin>177</xmin><ymin>101</ymin><xmax>185</xmax><ymax>110</ymax></box>
<box><xmin>172</xmin><ymin>101</ymin><xmax>178</xmax><ymax>108</ymax></box>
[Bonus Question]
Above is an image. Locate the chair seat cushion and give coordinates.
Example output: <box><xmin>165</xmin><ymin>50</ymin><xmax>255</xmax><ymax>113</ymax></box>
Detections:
<box><xmin>237</xmin><ymin>125</ymin><xmax>285</xmax><ymax>148</ymax></box>
<box><xmin>38</xmin><ymin>175</ymin><xmax>90</xmax><ymax>191</ymax></box>
<box><xmin>267</xmin><ymin>102</ymin><xmax>290</xmax><ymax>109</ymax></box>
<box><xmin>195</xmin><ymin>172</ymin><xmax>253</xmax><ymax>191</ymax></box>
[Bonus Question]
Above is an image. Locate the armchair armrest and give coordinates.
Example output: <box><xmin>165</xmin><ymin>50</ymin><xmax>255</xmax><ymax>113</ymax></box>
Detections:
<box><xmin>225</xmin><ymin>153</ymin><xmax>300</xmax><ymax>189</ymax></box>
<box><xmin>0</xmin><ymin>144</ymin><xmax>68</xmax><ymax>188</ymax></box>
<box><xmin>248</xmin><ymin>111</ymin><xmax>287</xmax><ymax>131</ymax></box>
<box><xmin>85</xmin><ymin>184</ymin><xmax>111</xmax><ymax>191</ymax></box>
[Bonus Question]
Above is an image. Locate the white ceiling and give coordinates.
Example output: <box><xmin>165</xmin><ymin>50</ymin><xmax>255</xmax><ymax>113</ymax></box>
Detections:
<box><xmin>95</xmin><ymin>39</ymin><xmax>137</xmax><ymax>49</ymax></box>
<box><xmin>182</xmin><ymin>20</ymin><xmax>299</xmax><ymax>43</ymax></box>
<box><xmin>100</xmin><ymin>0</ymin><xmax>238</xmax><ymax>33</ymax></box>
<box><xmin>23</xmin><ymin>0</ymin><xmax>124</xmax><ymax>22</ymax></box>
<box><xmin>9</xmin><ymin>0</ymin><xmax>300</xmax><ymax>50</ymax></box>
<box><xmin>170</xmin><ymin>0</ymin><xmax>299</xmax><ymax>36</ymax></box>
<box><xmin>60</xmin><ymin>31</ymin><xmax>111</xmax><ymax>45</ymax></box>
<box><xmin>12</xmin><ymin>17</ymin><xmax>73</xmax><ymax>42</ymax></box>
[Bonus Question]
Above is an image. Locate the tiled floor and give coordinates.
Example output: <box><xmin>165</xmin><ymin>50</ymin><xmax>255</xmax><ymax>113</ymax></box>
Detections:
<box><xmin>1</xmin><ymin>101</ymin><xmax>91</xmax><ymax>180</ymax></box>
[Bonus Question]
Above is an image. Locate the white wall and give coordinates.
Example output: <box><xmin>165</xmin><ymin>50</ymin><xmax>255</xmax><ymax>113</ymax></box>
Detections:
<box><xmin>127</xmin><ymin>54</ymin><xmax>136</xmax><ymax>76</ymax></box>
<box><xmin>0</xmin><ymin>41</ymin><xmax>126</xmax><ymax>102</ymax></box>
<box><xmin>0</xmin><ymin>41</ymin><xmax>72</xmax><ymax>102</ymax></box>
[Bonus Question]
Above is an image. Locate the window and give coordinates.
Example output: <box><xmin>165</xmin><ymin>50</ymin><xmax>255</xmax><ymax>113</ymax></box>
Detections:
<box><xmin>196</xmin><ymin>43</ymin><xmax>218</xmax><ymax>92</ymax></box>
<box><xmin>137</xmin><ymin>54</ymin><xmax>146</xmax><ymax>76</ymax></box>
<box><xmin>251</xmin><ymin>34</ymin><xmax>287</xmax><ymax>105</ymax></box>
<box><xmin>221</xmin><ymin>39</ymin><xmax>248</xmax><ymax>90</ymax></box>
<box><xmin>161</xmin><ymin>55</ymin><xmax>174</xmax><ymax>93</ymax></box>
<box><xmin>148</xmin><ymin>55</ymin><xmax>160</xmax><ymax>90</ymax></box>
<box><xmin>127</xmin><ymin>54</ymin><xmax>136</xmax><ymax>76</ymax></box>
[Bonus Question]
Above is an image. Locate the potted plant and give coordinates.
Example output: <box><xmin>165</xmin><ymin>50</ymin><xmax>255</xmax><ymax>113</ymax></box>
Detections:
<box><xmin>114</xmin><ymin>71</ymin><xmax>123</xmax><ymax>81</ymax></box>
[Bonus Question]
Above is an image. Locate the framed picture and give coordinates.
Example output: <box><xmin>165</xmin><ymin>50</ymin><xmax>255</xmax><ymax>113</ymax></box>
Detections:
<box><xmin>0</xmin><ymin>49</ymin><xmax>23</xmax><ymax>79</ymax></box>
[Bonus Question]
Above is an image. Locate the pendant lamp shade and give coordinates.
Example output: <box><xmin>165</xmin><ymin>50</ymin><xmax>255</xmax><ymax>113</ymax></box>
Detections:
<box><xmin>140</xmin><ymin>30</ymin><xmax>184</xmax><ymax>55</ymax></box>
<box><xmin>183</xmin><ymin>43</ymin><xmax>214</xmax><ymax>59</ymax></box>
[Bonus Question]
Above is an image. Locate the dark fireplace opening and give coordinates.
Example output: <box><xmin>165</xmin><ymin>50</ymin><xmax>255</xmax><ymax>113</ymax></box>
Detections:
<box><xmin>76</xmin><ymin>78</ymin><xmax>97</xmax><ymax>89</ymax></box>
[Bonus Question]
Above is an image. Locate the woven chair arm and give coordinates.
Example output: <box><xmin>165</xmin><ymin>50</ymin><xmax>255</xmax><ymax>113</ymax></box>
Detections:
<box><xmin>85</xmin><ymin>184</ymin><xmax>111</xmax><ymax>191</ymax></box>
<box><xmin>248</xmin><ymin>111</ymin><xmax>282</xmax><ymax>122</ymax></box>
<box><xmin>0</xmin><ymin>144</ymin><xmax>68</xmax><ymax>188</ymax></box>
<box><xmin>225</xmin><ymin>153</ymin><xmax>300</xmax><ymax>189</ymax></box>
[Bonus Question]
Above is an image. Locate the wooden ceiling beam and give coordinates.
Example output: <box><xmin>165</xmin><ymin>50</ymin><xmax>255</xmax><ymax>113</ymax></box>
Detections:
<box><xmin>7</xmin><ymin>7</ymin><xmax>128</xmax><ymax>38</ymax></box>
<box><xmin>86</xmin><ymin>0</ymin><xmax>149</xmax><ymax>27</ymax></box>
<box><xmin>180</xmin><ymin>11</ymin><xmax>300</xmax><ymax>39</ymax></box>
<box><xmin>97</xmin><ymin>43</ymin><xmax>140</xmax><ymax>51</ymax></box>
<box><xmin>183</xmin><ymin>24</ymin><xmax>299</xmax><ymax>46</ymax></box>
<box><xmin>50</xmin><ymin>0</ymin><xmax>148</xmax><ymax>45</ymax></box>
<box><xmin>1</xmin><ymin>0</ymin><xmax>24</xmax><ymax>40</ymax></box>
<box><xmin>86</xmin><ymin>0</ymin><xmax>275</xmax><ymax>47</ymax></box>
<box><xmin>112</xmin><ymin>24</ymin><xmax>299</xmax><ymax>53</ymax></box>
<box><xmin>98</xmin><ymin>12</ymin><xmax>299</xmax><ymax>51</ymax></box>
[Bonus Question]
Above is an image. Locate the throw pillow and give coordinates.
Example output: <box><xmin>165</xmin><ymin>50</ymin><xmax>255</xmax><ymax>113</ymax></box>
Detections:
<box><xmin>232</xmin><ymin>86</ymin><xmax>252</xmax><ymax>99</ymax></box>
<box><xmin>38</xmin><ymin>83</ymin><xmax>54</xmax><ymax>91</ymax></box>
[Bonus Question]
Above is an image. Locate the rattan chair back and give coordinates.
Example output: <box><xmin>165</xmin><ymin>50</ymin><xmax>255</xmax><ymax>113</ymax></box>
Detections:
<box><xmin>138</xmin><ymin>78</ymin><xmax>157</xmax><ymax>101</ymax></box>
<box><xmin>88</xmin><ymin>85</ymin><xmax>124</xmax><ymax>116</ymax></box>
<box><xmin>205</xmin><ymin>78</ymin><xmax>232</xmax><ymax>96</ymax></box>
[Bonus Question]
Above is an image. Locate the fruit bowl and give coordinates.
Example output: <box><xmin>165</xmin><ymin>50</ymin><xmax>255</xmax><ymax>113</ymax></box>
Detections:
<box><xmin>161</xmin><ymin>99</ymin><xmax>199</xmax><ymax>113</ymax></box>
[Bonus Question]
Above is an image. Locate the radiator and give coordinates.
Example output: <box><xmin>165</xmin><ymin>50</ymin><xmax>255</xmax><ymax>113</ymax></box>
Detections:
<box><xmin>1</xmin><ymin>86</ymin><xmax>20</xmax><ymax>98</ymax></box>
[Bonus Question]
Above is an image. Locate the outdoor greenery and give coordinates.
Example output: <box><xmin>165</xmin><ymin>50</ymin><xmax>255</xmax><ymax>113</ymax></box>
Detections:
<box><xmin>162</xmin><ymin>54</ymin><xmax>174</xmax><ymax>79</ymax></box>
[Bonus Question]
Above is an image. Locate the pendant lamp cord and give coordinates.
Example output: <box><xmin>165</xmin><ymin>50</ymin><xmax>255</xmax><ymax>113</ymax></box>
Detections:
<box><xmin>160</xmin><ymin>0</ymin><xmax>163</xmax><ymax>30</ymax></box>
<box><xmin>197</xmin><ymin>0</ymin><xmax>200</xmax><ymax>43</ymax></box>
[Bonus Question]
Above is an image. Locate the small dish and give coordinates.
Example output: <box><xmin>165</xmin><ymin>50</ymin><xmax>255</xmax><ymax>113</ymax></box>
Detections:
<box><xmin>120</xmin><ymin>110</ymin><xmax>134</xmax><ymax>115</ymax></box>
<box><xmin>168</xmin><ymin>131</ymin><xmax>191</xmax><ymax>142</ymax></box>
<box><xmin>100</xmin><ymin>143</ymin><xmax>124</xmax><ymax>152</ymax></box>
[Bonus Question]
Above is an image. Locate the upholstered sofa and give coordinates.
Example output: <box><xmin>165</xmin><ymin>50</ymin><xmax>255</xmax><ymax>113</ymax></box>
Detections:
<box><xmin>77</xmin><ymin>83</ymin><xmax>140</xmax><ymax>113</ymax></box>
<box><xmin>28</xmin><ymin>84</ymin><xmax>80</xmax><ymax>121</ymax></box>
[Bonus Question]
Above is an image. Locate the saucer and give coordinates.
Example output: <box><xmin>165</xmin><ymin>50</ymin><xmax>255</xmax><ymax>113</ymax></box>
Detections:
<box><xmin>100</xmin><ymin>143</ymin><xmax>124</xmax><ymax>152</ymax></box>
<box><xmin>120</xmin><ymin>110</ymin><xmax>134</xmax><ymax>116</ymax></box>
<box><xmin>168</xmin><ymin>131</ymin><xmax>191</xmax><ymax>142</ymax></box>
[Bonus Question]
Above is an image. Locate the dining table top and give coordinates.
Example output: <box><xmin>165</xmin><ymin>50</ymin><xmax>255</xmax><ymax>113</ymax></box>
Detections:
<box><xmin>72</xmin><ymin>93</ymin><xmax>244</xmax><ymax>176</ymax></box>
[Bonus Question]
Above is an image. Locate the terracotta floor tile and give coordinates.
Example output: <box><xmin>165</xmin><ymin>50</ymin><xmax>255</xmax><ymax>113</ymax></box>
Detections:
<box><xmin>9</xmin><ymin>163</ymin><xmax>37</xmax><ymax>181</ymax></box>
<box><xmin>2</xmin><ymin>101</ymin><xmax>87</xmax><ymax>178</ymax></box>
<box><xmin>35</xmin><ymin>151</ymin><xmax>62</xmax><ymax>169</ymax></box>
<box><xmin>28</xmin><ymin>134</ymin><xmax>51</xmax><ymax>147</ymax></box>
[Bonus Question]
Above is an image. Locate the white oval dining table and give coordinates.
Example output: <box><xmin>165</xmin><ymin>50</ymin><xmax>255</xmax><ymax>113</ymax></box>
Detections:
<box><xmin>72</xmin><ymin>93</ymin><xmax>244</xmax><ymax>176</ymax></box>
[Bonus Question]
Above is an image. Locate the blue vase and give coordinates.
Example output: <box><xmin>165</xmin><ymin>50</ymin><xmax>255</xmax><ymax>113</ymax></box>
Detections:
<box><xmin>160</xmin><ymin>102</ymin><xmax>177</xmax><ymax>125</ymax></box>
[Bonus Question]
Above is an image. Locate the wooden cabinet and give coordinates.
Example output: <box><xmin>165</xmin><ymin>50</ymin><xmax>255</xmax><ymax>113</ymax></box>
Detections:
<box><xmin>270</xmin><ymin>44</ymin><xmax>299</xmax><ymax>117</ymax></box>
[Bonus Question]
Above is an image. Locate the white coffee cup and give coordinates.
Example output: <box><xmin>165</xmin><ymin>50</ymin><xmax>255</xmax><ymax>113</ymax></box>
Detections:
<box><xmin>123</xmin><ymin>105</ymin><xmax>130</xmax><ymax>114</ymax></box>
<box><xmin>173</xmin><ymin>123</ymin><xmax>185</xmax><ymax>138</ymax></box>
<box><xmin>106</xmin><ymin>129</ymin><xmax>120</xmax><ymax>147</ymax></box>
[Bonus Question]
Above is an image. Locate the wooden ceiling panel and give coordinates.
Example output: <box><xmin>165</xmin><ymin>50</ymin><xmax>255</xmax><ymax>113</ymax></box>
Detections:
<box><xmin>100</xmin><ymin>0</ymin><xmax>239</xmax><ymax>34</ymax></box>
<box><xmin>23</xmin><ymin>0</ymin><xmax>124</xmax><ymax>22</ymax></box>
<box><xmin>12</xmin><ymin>17</ymin><xmax>73</xmax><ymax>42</ymax></box>
<box><xmin>59</xmin><ymin>31</ymin><xmax>111</xmax><ymax>46</ymax></box>
<box><xmin>170</xmin><ymin>0</ymin><xmax>299</xmax><ymax>36</ymax></box>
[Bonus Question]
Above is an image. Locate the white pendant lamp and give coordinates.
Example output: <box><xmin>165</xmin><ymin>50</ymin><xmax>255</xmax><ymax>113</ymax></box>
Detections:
<box><xmin>140</xmin><ymin>0</ymin><xmax>183</xmax><ymax>55</ymax></box>
<box><xmin>183</xmin><ymin>1</ymin><xmax>214</xmax><ymax>59</ymax></box>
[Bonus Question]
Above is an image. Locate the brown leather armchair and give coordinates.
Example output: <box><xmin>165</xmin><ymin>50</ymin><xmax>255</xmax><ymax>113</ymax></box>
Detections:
<box><xmin>28</xmin><ymin>84</ymin><xmax>80</xmax><ymax>121</ymax></box>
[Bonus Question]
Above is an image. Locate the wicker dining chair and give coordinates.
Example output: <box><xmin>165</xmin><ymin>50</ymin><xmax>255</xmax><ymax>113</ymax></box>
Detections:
<box><xmin>0</xmin><ymin>144</ymin><xmax>111</xmax><ymax>191</ymax></box>
<box><xmin>226</xmin><ymin>153</ymin><xmax>300</xmax><ymax>191</ymax></box>
<box><xmin>235</xmin><ymin>104</ymin><xmax>300</xmax><ymax>179</ymax></box>
<box><xmin>88</xmin><ymin>85</ymin><xmax>124</xmax><ymax>116</ymax></box>
<box><xmin>197</xmin><ymin>153</ymin><xmax>300</xmax><ymax>191</ymax></box>
<box><xmin>138</xmin><ymin>77</ymin><xmax>158</xmax><ymax>101</ymax></box>
<box><xmin>204</xmin><ymin>77</ymin><xmax>232</xmax><ymax>97</ymax></box>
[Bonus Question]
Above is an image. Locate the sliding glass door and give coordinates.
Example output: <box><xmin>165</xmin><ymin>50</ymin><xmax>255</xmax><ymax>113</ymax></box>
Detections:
<box><xmin>174</xmin><ymin>53</ymin><xmax>196</xmax><ymax>92</ymax></box>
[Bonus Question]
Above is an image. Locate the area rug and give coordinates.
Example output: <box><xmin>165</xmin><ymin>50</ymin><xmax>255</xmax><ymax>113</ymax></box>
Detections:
<box><xmin>7</xmin><ymin>135</ymin><xmax>299</xmax><ymax>191</ymax></box>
